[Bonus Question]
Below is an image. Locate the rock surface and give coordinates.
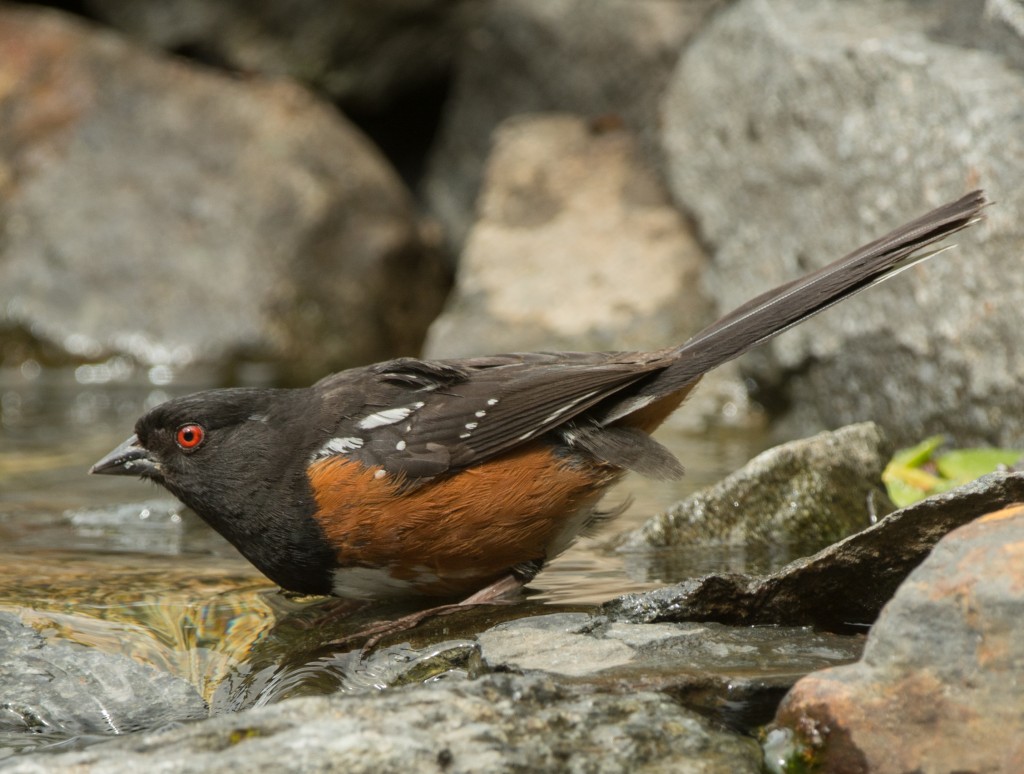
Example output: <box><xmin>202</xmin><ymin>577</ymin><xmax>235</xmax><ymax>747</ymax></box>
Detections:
<box><xmin>5</xmin><ymin>673</ymin><xmax>763</xmax><ymax>773</ymax></box>
<box><xmin>424</xmin><ymin>114</ymin><xmax>710</xmax><ymax>358</ymax></box>
<box><xmin>475</xmin><ymin>612</ymin><xmax>863</xmax><ymax>732</ymax></box>
<box><xmin>661</xmin><ymin>0</ymin><xmax>1024</xmax><ymax>446</ymax></box>
<box><xmin>5</xmin><ymin>1</ymin><xmax>1024</xmax><ymax>770</ymax></box>
<box><xmin>616</xmin><ymin>422</ymin><xmax>894</xmax><ymax>556</ymax></box>
<box><xmin>607</xmin><ymin>472</ymin><xmax>1024</xmax><ymax>630</ymax></box>
<box><xmin>773</xmin><ymin>502</ymin><xmax>1024</xmax><ymax>774</ymax></box>
<box><xmin>0</xmin><ymin>7</ymin><xmax>446</xmax><ymax>379</ymax></box>
<box><xmin>424</xmin><ymin>0</ymin><xmax>717</xmax><ymax>247</ymax></box>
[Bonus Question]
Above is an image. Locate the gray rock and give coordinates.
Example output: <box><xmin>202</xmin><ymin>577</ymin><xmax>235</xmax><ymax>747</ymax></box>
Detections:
<box><xmin>0</xmin><ymin>7</ymin><xmax>446</xmax><ymax>380</ymax></box>
<box><xmin>6</xmin><ymin>673</ymin><xmax>763</xmax><ymax>773</ymax></box>
<box><xmin>424</xmin><ymin>114</ymin><xmax>711</xmax><ymax>359</ymax></box>
<box><xmin>773</xmin><ymin>502</ymin><xmax>1024</xmax><ymax>774</ymax></box>
<box><xmin>82</xmin><ymin>0</ymin><xmax>480</xmax><ymax>112</ymax></box>
<box><xmin>476</xmin><ymin>613</ymin><xmax>636</xmax><ymax>676</ymax></box>
<box><xmin>606</xmin><ymin>472</ymin><xmax>1024</xmax><ymax>630</ymax></box>
<box><xmin>661</xmin><ymin>0</ymin><xmax>1024</xmax><ymax>446</ymax></box>
<box><xmin>476</xmin><ymin>612</ymin><xmax>863</xmax><ymax>731</ymax></box>
<box><xmin>424</xmin><ymin>0</ymin><xmax>717</xmax><ymax>248</ymax></box>
<box><xmin>927</xmin><ymin>0</ymin><xmax>1024</xmax><ymax>71</ymax></box>
<box><xmin>0</xmin><ymin>613</ymin><xmax>207</xmax><ymax>755</ymax></box>
<box><xmin>616</xmin><ymin>422</ymin><xmax>894</xmax><ymax>556</ymax></box>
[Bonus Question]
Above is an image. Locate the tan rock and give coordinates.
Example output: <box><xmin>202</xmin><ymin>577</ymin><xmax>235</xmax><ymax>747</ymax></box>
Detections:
<box><xmin>425</xmin><ymin>114</ymin><xmax>710</xmax><ymax>359</ymax></box>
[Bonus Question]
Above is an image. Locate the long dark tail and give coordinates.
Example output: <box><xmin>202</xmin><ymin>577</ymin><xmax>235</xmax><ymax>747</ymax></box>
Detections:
<box><xmin>606</xmin><ymin>190</ymin><xmax>987</xmax><ymax>420</ymax></box>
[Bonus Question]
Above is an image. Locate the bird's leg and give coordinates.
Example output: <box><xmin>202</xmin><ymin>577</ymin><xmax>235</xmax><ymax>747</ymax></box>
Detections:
<box><xmin>332</xmin><ymin>574</ymin><xmax>527</xmax><ymax>652</ymax></box>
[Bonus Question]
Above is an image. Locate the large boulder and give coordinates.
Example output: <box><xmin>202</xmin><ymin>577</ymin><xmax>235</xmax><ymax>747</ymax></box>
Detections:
<box><xmin>0</xmin><ymin>7</ymin><xmax>447</xmax><ymax>381</ymax></box>
<box><xmin>661</xmin><ymin>0</ymin><xmax>1024</xmax><ymax>446</ymax></box>
<box><xmin>774</xmin><ymin>502</ymin><xmax>1024</xmax><ymax>773</ymax></box>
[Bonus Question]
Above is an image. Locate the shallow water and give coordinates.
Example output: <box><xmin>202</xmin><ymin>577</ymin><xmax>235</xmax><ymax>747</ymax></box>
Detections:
<box><xmin>0</xmin><ymin>364</ymin><xmax>778</xmax><ymax>732</ymax></box>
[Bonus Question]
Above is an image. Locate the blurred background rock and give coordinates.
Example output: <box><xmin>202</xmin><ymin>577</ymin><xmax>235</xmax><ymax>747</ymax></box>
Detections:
<box><xmin>1</xmin><ymin>0</ymin><xmax>1022</xmax><ymax>443</ymax></box>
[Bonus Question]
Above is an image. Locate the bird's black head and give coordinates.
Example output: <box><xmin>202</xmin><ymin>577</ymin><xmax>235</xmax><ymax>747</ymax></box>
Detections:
<box><xmin>93</xmin><ymin>388</ymin><xmax>284</xmax><ymax>494</ymax></box>
<box><xmin>91</xmin><ymin>386</ymin><xmax>337</xmax><ymax>595</ymax></box>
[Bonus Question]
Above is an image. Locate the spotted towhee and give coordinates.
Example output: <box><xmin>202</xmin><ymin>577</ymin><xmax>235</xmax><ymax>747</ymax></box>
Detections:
<box><xmin>93</xmin><ymin>191</ymin><xmax>986</xmax><ymax>604</ymax></box>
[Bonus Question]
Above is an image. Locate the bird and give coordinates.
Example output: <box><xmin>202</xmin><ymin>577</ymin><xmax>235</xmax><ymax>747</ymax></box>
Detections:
<box><xmin>92</xmin><ymin>190</ymin><xmax>986</xmax><ymax>609</ymax></box>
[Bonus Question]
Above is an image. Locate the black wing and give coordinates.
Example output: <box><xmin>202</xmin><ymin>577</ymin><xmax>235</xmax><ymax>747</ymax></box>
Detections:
<box><xmin>311</xmin><ymin>352</ymin><xmax>674</xmax><ymax>479</ymax></box>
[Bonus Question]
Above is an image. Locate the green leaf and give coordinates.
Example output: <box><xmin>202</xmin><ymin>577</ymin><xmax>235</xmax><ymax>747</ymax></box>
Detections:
<box><xmin>883</xmin><ymin>438</ymin><xmax>1023</xmax><ymax>507</ymax></box>
<box><xmin>936</xmin><ymin>448</ymin><xmax>1024</xmax><ymax>482</ymax></box>
<box><xmin>889</xmin><ymin>435</ymin><xmax>945</xmax><ymax>468</ymax></box>
<box><xmin>884</xmin><ymin>476</ymin><xmax>930</xmax><ymax>508</ymax></box>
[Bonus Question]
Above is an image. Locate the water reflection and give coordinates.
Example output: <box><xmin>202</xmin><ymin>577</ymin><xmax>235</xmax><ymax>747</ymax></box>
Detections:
<box><xmin>0</xmin><ymin>553</ymin><xmax>273</xmax><ymax>700</ymax></box>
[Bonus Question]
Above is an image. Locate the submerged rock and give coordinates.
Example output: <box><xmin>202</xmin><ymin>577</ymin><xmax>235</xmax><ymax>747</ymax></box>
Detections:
<box><xmin>0</xmin><ymin>612</ymin><xmax>207</xmax><ymax>756</ymax></box>
<box><xmin>772</xmin><ymin>502</ymin><xmax>1024</xmax><ymax>774</ymax></box>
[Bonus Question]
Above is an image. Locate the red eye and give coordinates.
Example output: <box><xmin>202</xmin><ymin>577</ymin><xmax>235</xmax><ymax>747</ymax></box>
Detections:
<box><xmin>175</xmin><ymin>423</ymin><xmax>205</xmax><ymax>451</ymax></box>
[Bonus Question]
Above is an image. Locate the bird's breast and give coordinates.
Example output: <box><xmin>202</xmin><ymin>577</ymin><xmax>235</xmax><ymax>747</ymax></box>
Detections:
<box><xmin>306</xmin><ymin>443</ymin><xmax>619</xmax><ymax>598</ymax></box>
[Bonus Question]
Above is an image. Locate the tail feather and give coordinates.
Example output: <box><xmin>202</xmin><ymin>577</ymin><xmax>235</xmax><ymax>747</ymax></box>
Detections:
<box><xmin>601</xmin><ymin>190</ymin><xmax>987</xmax><ymax>424</ymax></box>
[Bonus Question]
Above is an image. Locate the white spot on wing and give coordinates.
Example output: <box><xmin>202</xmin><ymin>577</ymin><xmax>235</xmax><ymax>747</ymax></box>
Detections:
<box><xmin>396</xmin><ymin>440</ymin><xmax>406</xmax><ymax>451</ymax></box>
<box><xmin>475</xmin><ymin>410</ymin><xmax>486</xmax><ymax>418</ymax></box>
<box><xmin>464</xmin><ymin>422</ymin><xmax>478</xmax><ymax>430</ymax></box>
<box><xmin>358</xmin><ymin>406</ymin><xmax>415</xmax><ymax>429</ymax></box>
<box><xmin>312</xmin><ymin>436</ymin><xmax>364</xmax><ymax>460</ymax></box>
<box><xmin>487</xmin><ymin>398</ymin><xmax>499</xmax><ymax>406</ymax></box>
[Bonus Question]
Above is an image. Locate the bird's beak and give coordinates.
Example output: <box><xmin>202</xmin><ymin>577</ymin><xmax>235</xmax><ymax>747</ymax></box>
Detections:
<box><xmin>90</xmin><ymin>435</ymin><xmax>160</xmax><ymax>478</ymax></box>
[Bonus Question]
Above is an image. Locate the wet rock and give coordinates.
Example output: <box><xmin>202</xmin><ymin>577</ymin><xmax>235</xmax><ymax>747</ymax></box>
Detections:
<box><xmin>423</xmin><ymin>114</ymin><xmax>710</xmax><ymax>359</ymax></box>
<box><xmin>424</xmin><ymin>0</ymin><xmax>717</xmax><ymax>247</ymax></box>
<box><xmin>0</xmin><ymin>612</ymin><xmax>207</xmax><ymax>756</ymax></box>
<box><xmin>616</xmin><ymin>422</ymin><xmax>894</xmax><ymax>557</ymax></box>
<box><xmin>477</xmin><ymin>613</ymin><xmax>635</xmax><ymax>676</ymax></box>
<box><xmin>606</xmin><ymin>472</ymin><xmax>1024</xmax><ymax>630</ymax></box>
<box><xmin>661</xmin><ymin>0</ymin><xmax>1024</xmax><ymax>447</ymax></box>
<box><xmin>7</xmin><ymin>673</ymin><xmax>763</xmax><ymax>773</ymax></box>
<box><xmin>0</xmin><ymin>7</ymin><xmax>446</xmax><ymax>379</ymax></box>
<box><xmin>476</xmin><ymin>612</ymin><xmax>863</xmax><ymax>732</ymax></box>
<box><xmin>772</xmin><ymin>502</ymin><xmax>1024</xmax><ymax>774</ymax></box>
